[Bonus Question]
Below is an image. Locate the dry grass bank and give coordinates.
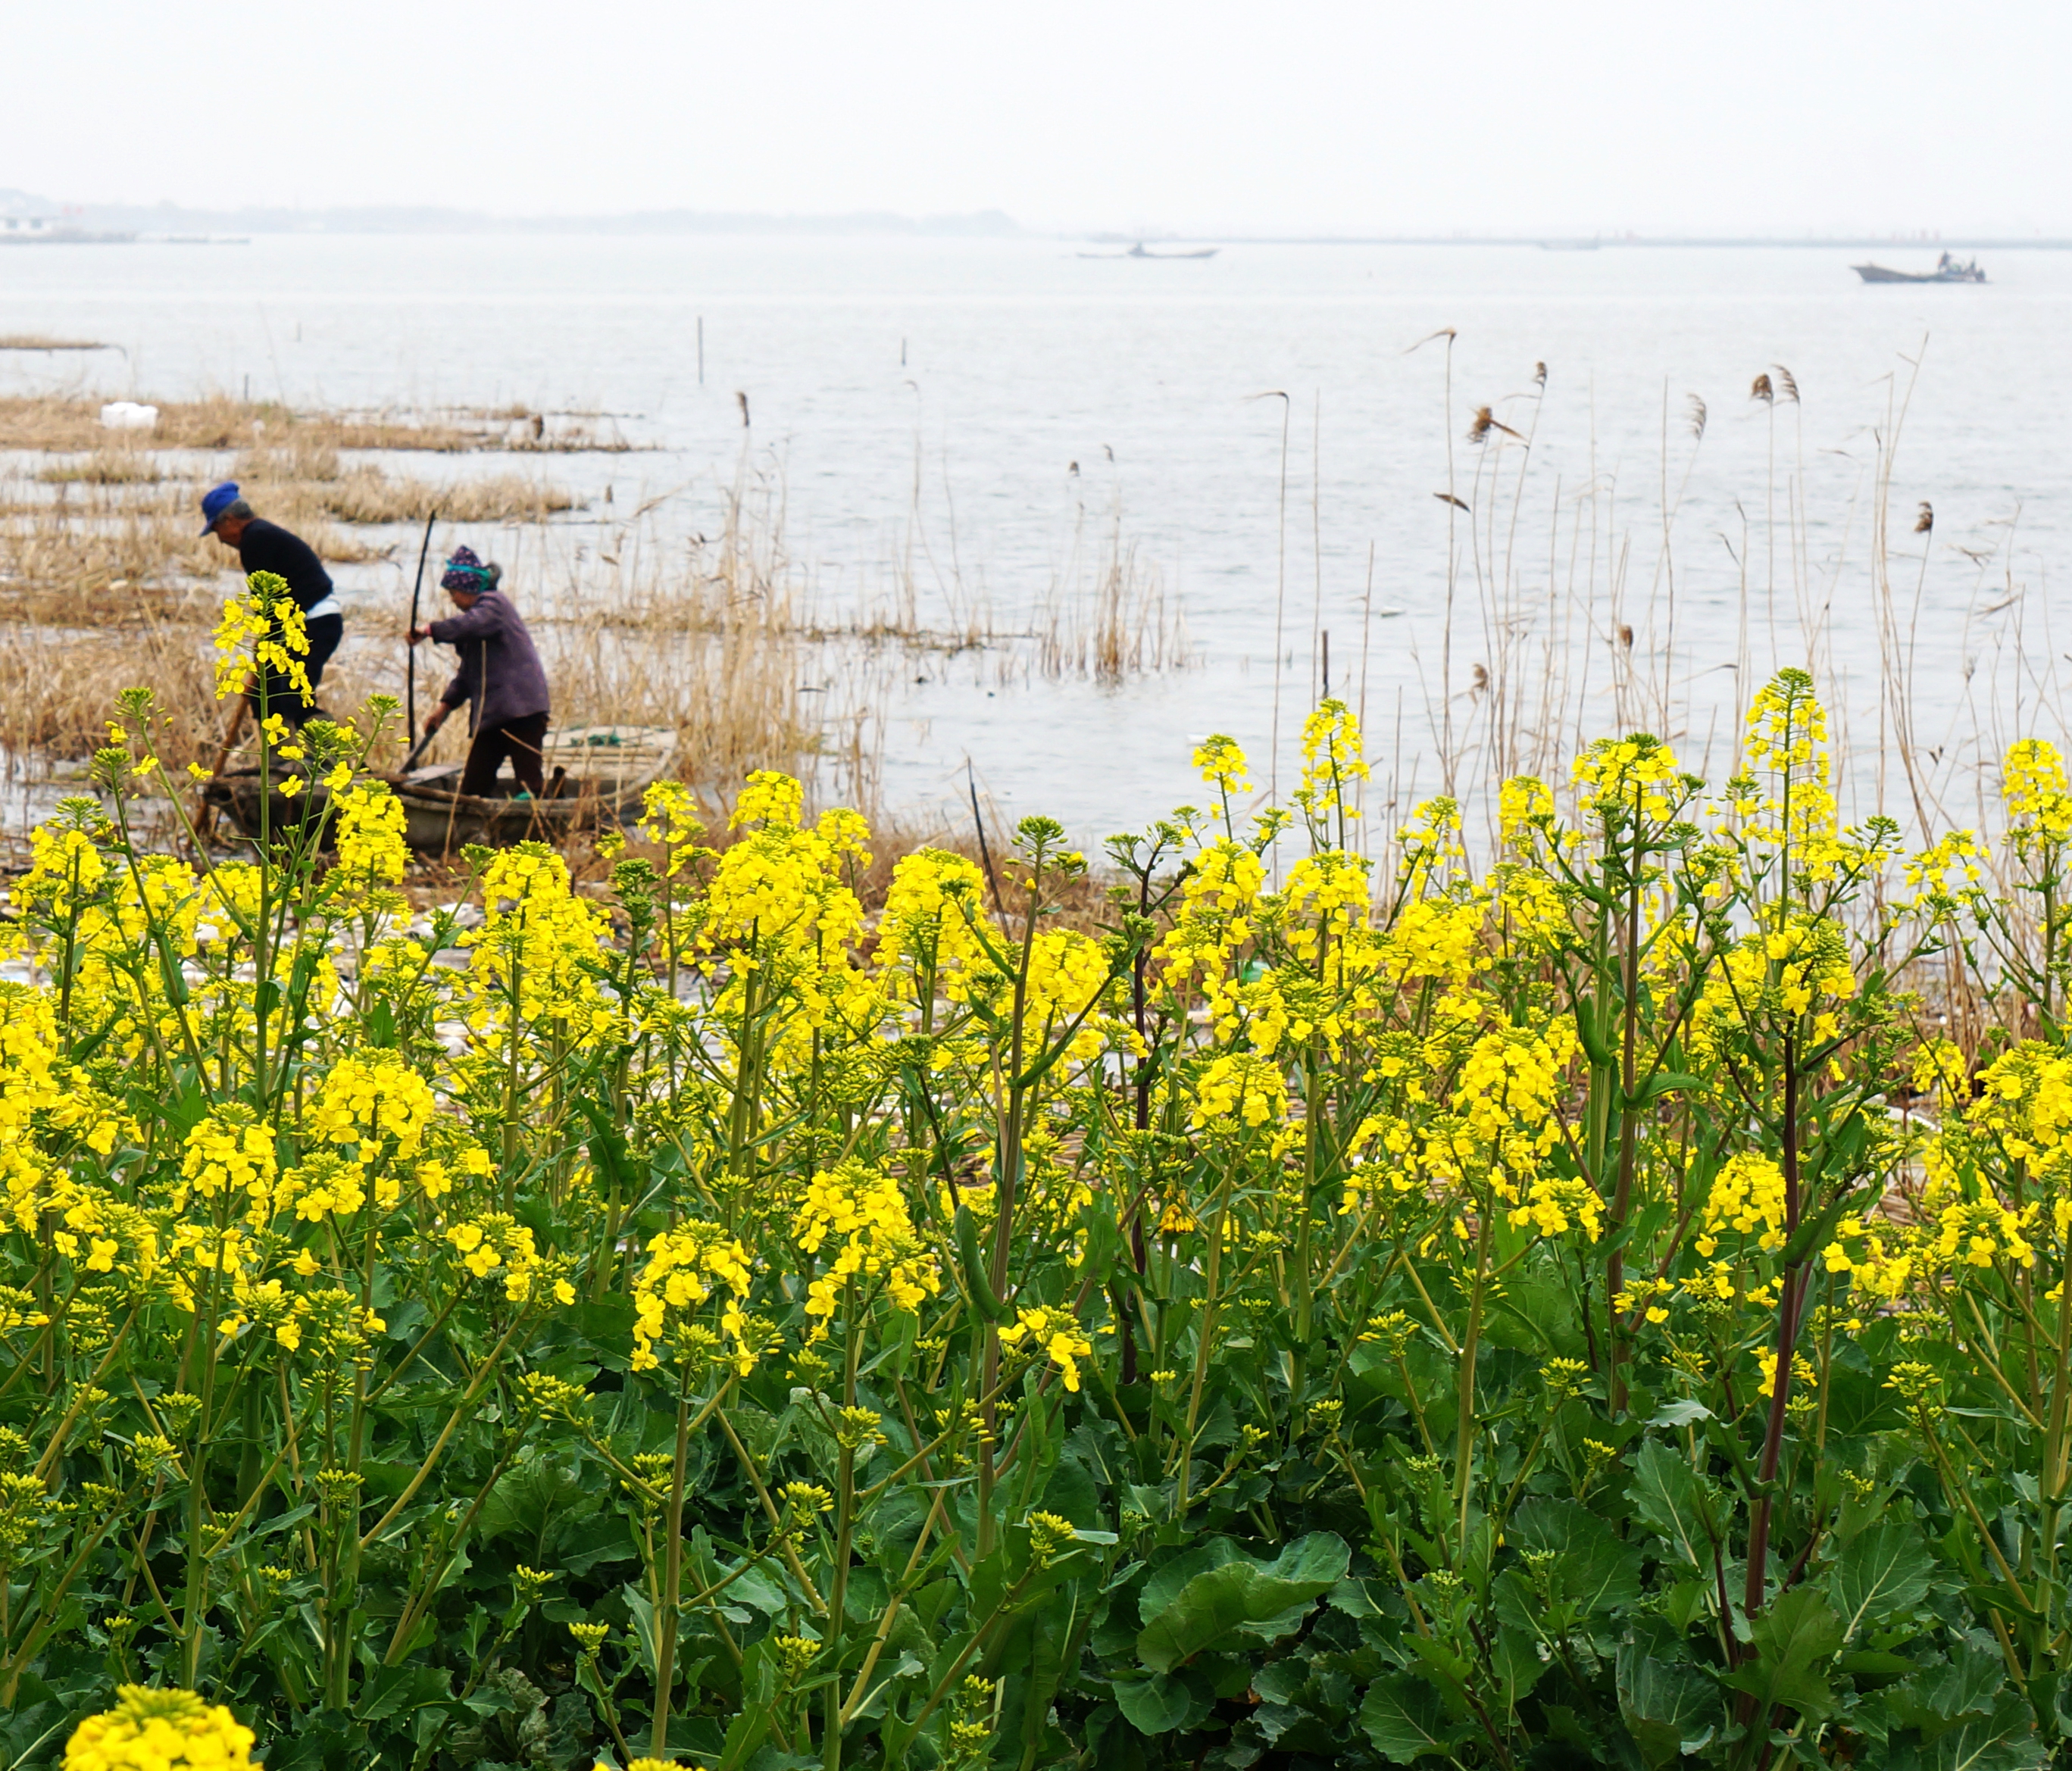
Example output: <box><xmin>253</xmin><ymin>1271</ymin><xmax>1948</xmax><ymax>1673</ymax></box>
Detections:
<box><xmin>36</xmin><ymin>448</ymin><xmax>161</xmax><ymax>485</ymax></box>
<box><xmin>0</xmin><ymin>483</ymin><xmax>389</xmax><ymax>620</ymax></box>
<box><xmin>1</xmin><ymin>467</ymin><xmax>577</xmax><ymax>617</ymax></box>
<box><xmin>0</xmin><ymin>336</ymin><xmax>108</xmax><ymax>351</ymax></box>
<box><xmin>0</xmin><ymin>393</ymin><xmax>630</xmax><ymax>455</ymax></box>
<box><xmin>0</xmin><ymin>464</ymin><xmax>826</xmax><ymax>801</ymax></box>
<box><xmin>302</xmin><ymin>467</ymin><xmax>580</xmax><ymax>526</ymax></box>
<box><xmin>0</xmin><ymin>609</ymin><xmax>824</xmax><ymax>803</ymax></box>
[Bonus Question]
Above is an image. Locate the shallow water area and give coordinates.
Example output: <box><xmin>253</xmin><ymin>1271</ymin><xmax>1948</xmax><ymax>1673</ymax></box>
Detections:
<box><xmin>4</xmin><ymin>232</ymin><xmax>2069</xmax><ymax>842</ymax></box>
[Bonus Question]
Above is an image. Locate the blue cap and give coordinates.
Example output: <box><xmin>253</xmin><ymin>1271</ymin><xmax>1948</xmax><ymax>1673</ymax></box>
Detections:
<box><xmin>200</xmin><ymin>481</ymin><xmax>240</xmax><ymax>535</ymax></box>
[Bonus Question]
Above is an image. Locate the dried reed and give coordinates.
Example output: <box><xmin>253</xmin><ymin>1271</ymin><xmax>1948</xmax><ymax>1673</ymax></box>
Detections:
<box><xmin>305</xmin><ymin>469</ymin><xmax>579</xmax><ymax>526</ymax></box>
<box><xmin>0</xmin><ymin>336</ymin><xmax>109</xmax><ymax>351</ymax></box>
<box><xmin>36</xmin><ymin>448</ymin><xmax>161</xmax><ymax>485</ymax></box>
<box><xmin>1034</xmin><ymin>533</ymin><xmax>1189</xmax><ymax>679</ymax></box>
<box><xmin>1027</xmin><ymin>470</ymin><xmax>1193</xmax><ymax>682</ymax></box>
<box><xmin>0</xmin><ymin>479</ymin><xmax>389</xmax><ymax>616</ymax></box>
<box><xmin>1385</xmin><ymin>326</ymin><xmax>2065</xmax><ymax>955</ymax></box>
<box><xmin>0</xmin><ymin>621</ymin><xmax>220</xmax><ymax>768</ymax></box>
<box><xmin>0</xmin><ymin>394</ymin><xmax>629</xmax><ymax>456</ymax></box>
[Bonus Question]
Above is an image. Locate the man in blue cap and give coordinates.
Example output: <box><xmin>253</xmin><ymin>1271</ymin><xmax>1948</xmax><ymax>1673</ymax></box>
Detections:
<box><xmin>199</xmin><ymin>482</ymin><xmax>344</xmax><ymax>724</ymax></box>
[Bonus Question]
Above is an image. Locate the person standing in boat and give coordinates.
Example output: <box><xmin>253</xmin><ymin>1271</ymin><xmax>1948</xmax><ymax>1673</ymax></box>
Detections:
<box><xmin>200</xmin><ymin>480</ymin><xmax>344</xmax><ymax>726</ymax></box>
<box><xmin>408</xmin><ymin>545</ymin><xmax>552</xmax><ymax>798</ymax></box>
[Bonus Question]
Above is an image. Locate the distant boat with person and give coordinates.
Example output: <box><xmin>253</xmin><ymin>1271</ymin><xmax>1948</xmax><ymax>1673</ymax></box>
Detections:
<box><xmin>1077</xmin><ymin>242</ymin><xmax>1220</xmax><ymax>260</ymax></box>
<box><xmin>1852</xmin><ymin>252</ymin><xmax>1986</xmax><ymax>284</ymax></box>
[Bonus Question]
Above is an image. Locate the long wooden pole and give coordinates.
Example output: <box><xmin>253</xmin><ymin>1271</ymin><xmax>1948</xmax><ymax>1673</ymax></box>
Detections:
<box><xmin>194</xmin><ymin>692</ymin><xmax>251</xmax><ymax>842</ymax></box>
<box><xmin>405</xmin><ymin>512</ymin><xmax>437</xmax><ymax>744</ymax></box>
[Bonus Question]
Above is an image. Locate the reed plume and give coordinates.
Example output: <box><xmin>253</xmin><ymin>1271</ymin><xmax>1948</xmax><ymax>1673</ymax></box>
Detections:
<box><xmin>1467</xmin><ymin>405</ymin><xmax>1522</xmax><ymax>443</ymax></box>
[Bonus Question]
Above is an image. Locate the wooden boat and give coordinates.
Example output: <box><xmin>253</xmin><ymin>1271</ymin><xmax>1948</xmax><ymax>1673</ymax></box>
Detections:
<box><xmin>390</xmin><ymin>725</ymin><xmax>678</xmax><ymax>848</ymax></box>
<box><xmin>203</xmin><ymin>723</ymin><xmax>679</xmax><ymax>852</ymax></box>
<box><xmin>1852</xmin><ymin>255</ymin><xmax>1986</xmax><ymax>284</ymax></box>
<box><xmin>1077</xmin><ymin>242</ymin><xmax>1220</xmax><ymax>260</ymax></box>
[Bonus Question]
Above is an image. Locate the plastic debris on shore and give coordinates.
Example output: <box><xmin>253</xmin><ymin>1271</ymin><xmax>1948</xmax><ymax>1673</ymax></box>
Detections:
<box><xmin>98</xmin><ymin>400</ymin><xmax>158</xmax><ymax>430</ymax></box>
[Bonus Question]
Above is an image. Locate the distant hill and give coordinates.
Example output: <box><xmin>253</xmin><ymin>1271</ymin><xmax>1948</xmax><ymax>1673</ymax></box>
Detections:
<box><xmin>0</xmin><ymin>190</ymin><xmax>1022</xmax><ymax>237</ymax></box>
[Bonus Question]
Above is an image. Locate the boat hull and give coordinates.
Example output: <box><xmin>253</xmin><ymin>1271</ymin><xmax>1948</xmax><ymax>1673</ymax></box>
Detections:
<box><xmin>202</xmin><ymin>723</ymin><xmax>678</xmax><ymax>853</ymax></box>
<box><xmin>1078</xmin><ymin>245</ymin><xmax>1220</xmax><ymax>259</ymax></box>
<box><xmin>203</xmin><ymin>772</ymin><xmax>647</xmax><ymax>851</ymax></box>
<box><xmin>391</xmin><ymin>782</ymin><xmax>629</xmax><ymax>851</ymax></box>
<box><xmin>1853</xmin><ymin>262</ymin><xmax>1987</xmax><ymax>284</ymax></box>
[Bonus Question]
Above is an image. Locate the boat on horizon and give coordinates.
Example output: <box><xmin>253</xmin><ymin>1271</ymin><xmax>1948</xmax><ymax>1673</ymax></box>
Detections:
<box><xmin>1077</xmin><ymin>242</ymin><xmax>1220</xmax><ymax>260</ymax></box>
<box><xmin>1852</xmin><ymin>253</ymin><xmax>1986</xmax><ymax>284</ymax></box>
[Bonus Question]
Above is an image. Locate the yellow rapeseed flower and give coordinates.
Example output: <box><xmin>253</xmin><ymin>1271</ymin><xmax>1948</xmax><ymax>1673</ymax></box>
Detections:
<box><xmin>793</xmin><ymin>1159</ymin><xmax>939</xmax><ymax>1337</ymax></box>
<box><xmin>1000</xmin><ymin>1304</ymin><xmax>1094</xmax><ymax>1392</ymax></box>
<box><xmin>63</xmin><ymin>1686</ymin><xmax>255</xmax><ymax>1771</ymax></box>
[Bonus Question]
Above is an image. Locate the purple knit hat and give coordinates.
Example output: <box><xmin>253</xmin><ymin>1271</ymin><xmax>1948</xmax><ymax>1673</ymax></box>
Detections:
<box><xmin>441</xmin><ymin>545</ymin><xmax>492</xmax><ymax>593</ymax></box>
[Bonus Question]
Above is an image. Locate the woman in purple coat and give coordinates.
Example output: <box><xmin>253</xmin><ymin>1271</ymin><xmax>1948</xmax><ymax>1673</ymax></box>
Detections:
<box><xmin>407</xmin><ymin>546</ymin><xmax>552</xmax><ymax>798</ymax></box>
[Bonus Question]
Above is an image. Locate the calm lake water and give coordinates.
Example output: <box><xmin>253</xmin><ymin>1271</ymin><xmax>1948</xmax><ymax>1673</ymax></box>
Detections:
<box><xmin>4</xmin><ymin>233</ymin><xmax>2069</xmax><ymax>843</ymax></box>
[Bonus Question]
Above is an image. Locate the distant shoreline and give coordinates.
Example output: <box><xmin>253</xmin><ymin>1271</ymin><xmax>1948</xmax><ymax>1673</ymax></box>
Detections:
<box><xmin>1095</xmin><ymin>235</ymin><xmax>2072</xmax><ymax>251</ymax></box>
<box><xmin>5</xmin><ymin>188</ymin><xmax>2065</xmax><ymax>248</ymax></box>
<box><xmin>8</xmin><ymin>230</ymin><xmax>2068</xmax><ymax>250</ymax></box>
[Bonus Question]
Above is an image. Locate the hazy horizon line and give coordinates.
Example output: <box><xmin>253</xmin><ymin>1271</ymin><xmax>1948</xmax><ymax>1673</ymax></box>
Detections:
<box><xmin>5</xmin><ymin>189</ymin><xmax>2068</xmax><ymax>245</ymax></box>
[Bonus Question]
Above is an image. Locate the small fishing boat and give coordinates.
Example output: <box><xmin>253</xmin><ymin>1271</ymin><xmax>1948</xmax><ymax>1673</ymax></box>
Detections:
<box><xmin>1077</xmin><ymin>242</ymin><xmax>1220</xmax><ymax>260</ymax></box>
<box><xmin>204</xmin><ymin>723</ymin><xmax>678</xmax><ymax>852</ymax></box>
<box><xmin>1852</xmin><ymin>254</ymin><xmax>1986</xmax><ymax>284</ymax></box>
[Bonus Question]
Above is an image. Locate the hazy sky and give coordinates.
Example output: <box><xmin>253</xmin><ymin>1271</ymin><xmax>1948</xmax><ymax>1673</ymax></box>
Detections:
<box><xmin>10</xmin><ymin>1</ymin><xmax>2069</xmax><ymax>233</ymax></box>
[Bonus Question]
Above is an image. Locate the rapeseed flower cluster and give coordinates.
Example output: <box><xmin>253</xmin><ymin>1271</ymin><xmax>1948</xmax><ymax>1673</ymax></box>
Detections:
<box><xmin>1189</xmin><ymin>1051</ymin><xmax>1289</xmax><ymax>1132</ymax></box>
<box><xmin>1155</xmin><ymin>839</ymin><xmax>1266</xmax><ymax>1007</ymax></box>
<box><xmin>331</xmin><ymin>779</ymin><xmax>410</xmax><ymax>887</ymax></box>
<box><xmin>792</xmin><ymin>1158</ymin><xmax>939</xmax><ymax>1336</ymax></box>
<box><xmin>999</xmin><ymin>1304</ymin><xmax>1094</xmax><ymax>1392</ymax></box>
<box><xmin>638</xmin><ymin>778</ymin><xmax>706</xmax><ymax>871</ymax></box>
<box><xmin>1292</xmin><ymin>699</ymin><xmax>1370</xmax><ymax>839</ymax></box>
<box><xmin>179</xmin><ymin>1108</ymin><xmax>277</xmax><ymax>1213</ymax></box>
<box><xmin>1736</xmin><ymin>666</ymin><xmax>1851</xmax><ymax>879</ymax></box>
<box><xmin>1695</xmin><ymin>1154</ymin><xmax>1789</xmax><ymax>1256</ymax></box>
<box><xmin>1960</xmin><ymin>1043</ymin><xmax>2072</xmax><ymax>1185</ymax></box>
<box><xmin>630</xmin><ymin>1222</ymin><xmax>756</xmax><ymax>1373</ymax></box>
<box><xmin>706</xmin><ymin>773</ymin><xmax>868</xmax><ymax>972</ymax></box>
<box><xmin>1192</xmin><ymin>732</ymin><xmax>1250</xmax><ymax>796</ymax></box>
<box><xmin>306</xmin><ymin>1052</ymin><xmax>436</xmax><ymax>1161</ymax></box>
<box><xmin>877</xmin><ymin>848</ymin><xmax>994</xmax><ymax>1001</ymax></box>
<box><xmin>1686</xmin><ymin>914</ymin><xmax>1857</xmax><ymax>1057</ymax></box>
<box><xmin>446</xmin><ymin>1213</ymin><xmax>571</xmax><ymax>1306</ymax></box>
<box><xmin>2005</xmin><ymin>738</ymin><xmax>2072</xmax><ymax>848</ymax></box>
<box><xmin>1378</xmin><ymin>895</ymin><xmax>1486</xmax><ymax>988</ymax></box>
<box><xmin>211</xmin><ymin>573</ymin><xmax>310</xmax><ymax>711</ymax></box>
<box><xmin>63</xmin><ymin>1688</ymin><xmax>255</xmax><ymax>1771</ymax></box>
<box><xmin>1570</xmin><ymin>732</ymin><xmax>1684</xmax><ymax>822</ymax></box>
<box><xmin>460</xmin><ymin>844</ymin><xmax>617</xmax><ymax>1047</ymax></box>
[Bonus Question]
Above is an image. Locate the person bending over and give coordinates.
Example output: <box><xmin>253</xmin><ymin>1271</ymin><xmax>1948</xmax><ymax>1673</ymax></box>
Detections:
<box><xmin>201</xmin><ymin>480</ymin><xmax>343</xmax><ymax>726</ymax></box>
<box><xmin>408</xmin><ymin>545</ymin><xmax>552</xmax><ymax>798</ymax></box>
